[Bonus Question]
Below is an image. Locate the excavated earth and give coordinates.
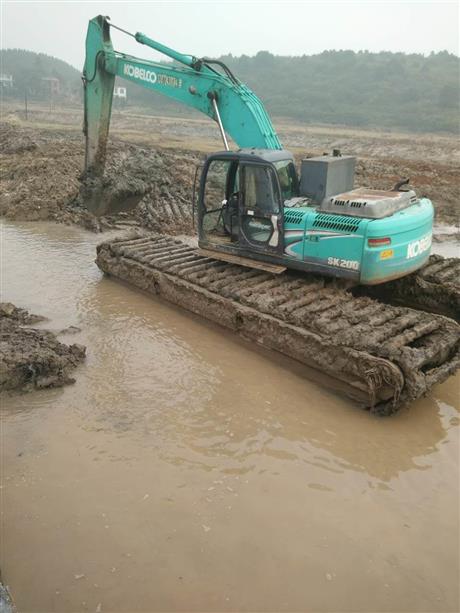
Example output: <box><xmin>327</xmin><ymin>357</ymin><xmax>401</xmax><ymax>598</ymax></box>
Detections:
<box><xmin>96</xmin><ymin>235</ymin><xmax>460</xmax><ymax>416</ymax></box>
<box><xmin>1</xmin><ymin>121</ymin><xmax>459</xmax><ymax>231</ymax></box>
<box><xmin>0</xmin><ymin>302</ymin><xmax>86</xmax><ymax>393</ymax></box>
<box><xmin>0</xmin><ymin>122</ymin><xmax>198</xmax><ymax>234</ymax></box>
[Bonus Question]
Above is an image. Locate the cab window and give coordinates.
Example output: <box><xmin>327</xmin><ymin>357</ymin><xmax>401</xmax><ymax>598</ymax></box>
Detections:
<box><xmin>273</xmin><ymin>160</ymin><xmax>298</xmax><ymax>201</ymax></box>
<box><xmin>242</xmin><ymin>164</ymin><xmax>281</xmax><ymax>214</ymax></box>
<box><xmin>203</xmin><ymin>159</ymin><xmax>231</xmax><ymax>212</ymax></box>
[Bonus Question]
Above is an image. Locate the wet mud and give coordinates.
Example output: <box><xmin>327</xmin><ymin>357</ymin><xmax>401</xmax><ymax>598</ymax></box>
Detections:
<box><xmin>0</xmin><ymin>302</ymin><xmax>86</xmax><ymax>392</ymax></box>
<box><xmin>2</xmin><ymin>221</ymin><xmax>459</xmax><ymax>613</ymax></box>
<box><xmin>0</xmin><ymin>580</ymin><xmax>15</xmax><ymax>613</ymax></box>
<box><xmin>2</xmin><ymin>122</ymin><xmax>459</xmax><ymax>233</ymax></box>
<box><xmin>0</xmin><ymin>123</ymin><xmax>197</xmax><ymax>234</ymax></box>
<box><xmin>96</xmin><ymin>235</ymin><xmax>460</xmax><ymax>415</ymax></box>
<box><xmin>76</xmin><ymin>145</ymin><xmax>197</xmax><ymax>234</ymax></box>
<box><xmin>360</xmin><ymin>254</ymin><xmax>460</xmax><ymax>322</ymax></box>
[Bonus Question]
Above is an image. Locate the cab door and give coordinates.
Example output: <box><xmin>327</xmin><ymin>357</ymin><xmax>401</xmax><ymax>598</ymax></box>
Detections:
<box><xmin>238</xmin><ymin>162</ymin><xmax>284</xmax><ymax>256</ymax></box>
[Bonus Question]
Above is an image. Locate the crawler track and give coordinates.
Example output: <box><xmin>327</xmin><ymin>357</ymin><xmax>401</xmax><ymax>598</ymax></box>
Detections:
<box><xmin>361</xmin><ymin>255</ymin><xmax>460</xmax><ymax>322</ymax></box>
<box><xmin>96</xmin><ymin>235</ymin><xmax>460</xmax><ymax>415</ymax></box>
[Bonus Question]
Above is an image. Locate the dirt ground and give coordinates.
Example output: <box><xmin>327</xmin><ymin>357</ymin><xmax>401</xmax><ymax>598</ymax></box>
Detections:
<box><xmin>0</xmin><ymin>122</ymin><xmax>198</xmax><ymax>234</ymax></box>
<box><xmin>1</xmin><ymin>102</ymin><xmax>459</xmax><ymax>233</ymax></box>
<box><xmin>0</xmin><ymin>302</ymin><xmax>86</xmax><ymax>393</ymax></box>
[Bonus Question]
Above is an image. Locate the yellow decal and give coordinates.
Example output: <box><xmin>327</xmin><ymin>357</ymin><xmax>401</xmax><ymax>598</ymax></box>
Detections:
<box><xmin>380</xmin><ymin>249</ymin><xmax>394</xmax><ymax>260</ymax></box>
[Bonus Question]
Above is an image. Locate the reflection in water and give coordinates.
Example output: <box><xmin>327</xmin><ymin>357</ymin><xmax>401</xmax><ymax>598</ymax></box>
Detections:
<box><xmin>2</xmin><ymin>221</ymin><xmax>459</xmax><ymax>613</ymax></box>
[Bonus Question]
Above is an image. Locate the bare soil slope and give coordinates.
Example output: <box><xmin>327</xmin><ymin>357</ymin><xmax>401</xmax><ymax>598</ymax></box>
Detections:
<box><xmin>0</xmin><ymin>123</ymin><xmax>198</xmax><ymax>234</ymax></box>
<box><xmin>1</xmin><ymin>121</ymin><xmax>458</xmax><ymax>233</ymax></box>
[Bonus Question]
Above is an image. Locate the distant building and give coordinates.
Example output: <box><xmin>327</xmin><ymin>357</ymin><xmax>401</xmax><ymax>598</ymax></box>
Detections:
<box><xmin>114</xmin><ymin>86</ymin><xmax>127</xmax><ymax>100</ymax></box>
<box><xmin>42</xmin><ymin>77</ymin><xmax>60</xmax><ymax>95</ymax></box>
<box><xmin>0</xmin><ymin>74</ymin><xmax>13</xmax><ymax>88</ymax></box>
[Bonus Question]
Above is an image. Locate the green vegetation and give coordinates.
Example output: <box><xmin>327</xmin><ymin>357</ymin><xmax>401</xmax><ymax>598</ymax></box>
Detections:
<box><xmin>120</xmin><ymin>49</ymin><xmax>460</xmax><ymax>133</ymax></box>
<box><xmin>2</xmin><ymin>48</ymin><xmax>459</xmax><ymax>133</ymax></box>
<box><xmin>221</xmin><ymin>50</ymin><xmax>459</xmax><ymax>133</ymax></box>
<box><xmin>1</xmin><ymin>49</ymin><xmax>81</xmax><ymax>98</ymax></box>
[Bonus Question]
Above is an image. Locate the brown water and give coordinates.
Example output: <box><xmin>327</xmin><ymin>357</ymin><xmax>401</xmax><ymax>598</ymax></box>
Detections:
<box><xmin>1</xmin><ymin>221</ymin><xmax>459</xmax><ymax>613</ymax></box>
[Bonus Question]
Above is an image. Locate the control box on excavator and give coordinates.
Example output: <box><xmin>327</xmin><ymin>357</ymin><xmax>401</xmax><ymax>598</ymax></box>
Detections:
<box><xmin>300</xmin><ymin>155</ymin><xmax>356</xmax><ymax>203</ymax></box>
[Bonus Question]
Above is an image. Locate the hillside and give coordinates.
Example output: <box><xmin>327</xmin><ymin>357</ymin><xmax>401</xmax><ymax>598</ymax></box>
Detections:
<box><xmin>2</xmin><ymin>48</ymin><xmax>459</xmax><ymax>133</ymax></box>
<box><xmin>227</xmin><ymin>50</ymin><xmax>459</xmax><ymax>133</ymax></box>
<box><xmin>128</xmin><ymin>50</ymin><xmax>459</xmax><ymax>133</ymax></box>
<box><xmin>1</xmin><ymin>49</ymin><xmax>81</xmax><ymax>98</ymax></box>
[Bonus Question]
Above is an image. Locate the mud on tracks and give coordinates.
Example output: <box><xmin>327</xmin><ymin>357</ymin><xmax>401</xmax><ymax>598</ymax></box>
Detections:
<box><xmin>360</xmin><ymin>255</ymin><xmax>460</xmax><ymax>322</ymax></box>
<box><xmin>96</xmin><ymin>235</ymin><xmax>460</xmax><ymax>415</ymax></box>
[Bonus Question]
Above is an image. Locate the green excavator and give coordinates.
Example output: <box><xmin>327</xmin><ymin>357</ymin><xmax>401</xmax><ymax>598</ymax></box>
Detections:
<box><xmin>83</xmin><ymin>15</ymin><xmax>435</xmax><ymax>286</ymax></box>
<box><xmin>83</xmin><ymin>16</ymin><xmax>459</xmax><ymax>413</ymax></box>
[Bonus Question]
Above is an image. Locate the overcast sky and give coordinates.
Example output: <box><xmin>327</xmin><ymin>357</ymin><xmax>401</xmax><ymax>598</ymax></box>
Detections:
<box><xmin>1</xmin><ymin>0</ymin><xmax>458</xmax><ymax>69</ymax></box>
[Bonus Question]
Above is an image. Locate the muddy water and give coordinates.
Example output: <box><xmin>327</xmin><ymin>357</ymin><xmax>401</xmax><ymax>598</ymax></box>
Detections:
<box><xmin>1</xmin><ymin>221</ymin><xmax>459</xmax><ymax>613</ymax></box>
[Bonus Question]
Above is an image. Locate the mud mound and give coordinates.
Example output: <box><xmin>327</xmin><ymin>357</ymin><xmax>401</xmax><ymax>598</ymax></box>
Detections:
<box><xmin>1</xmin><ymin>123</ymin><xmax>199</xmax><ymax>234</ymax></box>
<box><xmin>0</xmin><ymin>302</ymin><xmax>44</xmax><ymax>325</ymax></box>
<box><xmin>0</xmin><ymin>122</ymin><xmax>37</xmax><ymax>154</ymax></box>
<box><xmin>0</xmin><ymin>302</ymin><xmax>86</xmax><ymax>392</ymax></box>
<box><xmin>2</xmin><ymin>122</ymin><xmax>458</xmax><ymax>233</ymax></box>
<box><xmin>133</xmin><ymin>148</ymin><xmax>198</xmax><ymax>235</ymax></box>
<box><xmin>0</xmin><ymin>123</ymin><xmax>85</xmax><ymax>223</ymax></box>
<box><xmin>75</xmin><ymin>144</ymin><xmax>198</xmax><ymax>236</ymax></box>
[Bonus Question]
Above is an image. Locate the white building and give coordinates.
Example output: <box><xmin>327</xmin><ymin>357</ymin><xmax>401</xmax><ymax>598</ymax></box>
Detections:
<box><xmin>0</xmin><ymin>74</ymin><xmax>14</xmax><ymax>88</ymax></box>
<box><xmin>114</xmin><ymin>86</ymin><xmax>127</xmax><ymax>100</ymax></box>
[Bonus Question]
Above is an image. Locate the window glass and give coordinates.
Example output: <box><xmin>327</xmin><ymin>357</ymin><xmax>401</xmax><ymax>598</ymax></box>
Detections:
<box><xmin>274</xmin><ymin>160</ymin><xmax>298</xmax><ymax>200</ymax></box>
<box><xmin>242</xmin><ymin>164</ymin><xmax>281</xmax><ymax>213</ymax></box>
<box><xmin>204</xmin><ymin>160</ymin><xmax>231</xmax><ymax>211</ymax></box>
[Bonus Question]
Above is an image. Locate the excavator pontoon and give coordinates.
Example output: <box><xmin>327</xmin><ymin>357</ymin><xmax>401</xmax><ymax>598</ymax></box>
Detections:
<box><xmin>82</xmin><ymin>16</ymin><xmax>460</xmax><ymax>413</ymax></box>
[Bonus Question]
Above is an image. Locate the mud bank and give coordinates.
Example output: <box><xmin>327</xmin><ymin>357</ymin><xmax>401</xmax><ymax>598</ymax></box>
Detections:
<box><xmin>1</xmin><ymin>122</ymin><xmax>459</xmax><ymax>232</ymax></box>
<box><xmin>0</xmin><ymin>573</ymin><xmax>15</xmax><ymax>613</ymax></box>
<box><xmin>360</xmin><ymin>254</ymin><xmax>460</xmax><ymax>322</ymax></box>
<box><xmin>0</xmin><ymin>582</ymin><xmax>15</xmax><ymax>613</ymax></box>
<box><xmin>0</xmin><ymin>123</ymin><xmax>197</xmax><ymax>234</ymax></box>
<box><xmin>0</xmin><ymin>302</ymin><xmax>86</xmax><ymax>392</ymax></box>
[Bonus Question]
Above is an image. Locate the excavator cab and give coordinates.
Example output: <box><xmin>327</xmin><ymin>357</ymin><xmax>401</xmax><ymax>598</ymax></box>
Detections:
<box><xmin>198</xmin><ymin>149</ymin><xmax>297</xmax><ymax>261</ymax></box>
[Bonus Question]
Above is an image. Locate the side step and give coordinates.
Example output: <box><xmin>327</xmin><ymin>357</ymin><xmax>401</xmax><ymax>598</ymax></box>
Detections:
<box><xmin>96</xmin><ymin>235</ymin><xmax>460</xmax><ymax>416</ymax></box>
<box><xmin>197</xmin><ymin>248</ymin><xmax>287</xmax><ymax>274</ymax></box>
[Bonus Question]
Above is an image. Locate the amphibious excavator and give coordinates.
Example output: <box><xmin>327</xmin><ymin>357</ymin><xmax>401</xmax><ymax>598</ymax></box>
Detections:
<box><xmin>83</xmin><ymin>16</ymin><xmax>460</xmax><ymax>414</ymax></box>
<box><xmin>83</xmin><ymin>15</ymin><xmax>435</xmax><ymax>286</ymax></box>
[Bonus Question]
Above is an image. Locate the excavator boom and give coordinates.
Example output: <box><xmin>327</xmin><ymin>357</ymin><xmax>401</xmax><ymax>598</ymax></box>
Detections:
<box><xmin>83</xmin><ymin>16</ymin><xmax>281</xmax><ymax>176</ymax></box>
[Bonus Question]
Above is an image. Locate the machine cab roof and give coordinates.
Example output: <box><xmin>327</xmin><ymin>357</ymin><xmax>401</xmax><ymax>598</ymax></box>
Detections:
<box><xmin>206</xmin><ymin>148</ymin><xmax>295</xmax><ymax>164</ymax></box>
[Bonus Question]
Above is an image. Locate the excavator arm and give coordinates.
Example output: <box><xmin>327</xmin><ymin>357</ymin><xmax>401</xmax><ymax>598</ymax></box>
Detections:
<box><xmin>83</xmin><ymin>15</ymin><xmax>282</xmax><ymax>177</ymax></box>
